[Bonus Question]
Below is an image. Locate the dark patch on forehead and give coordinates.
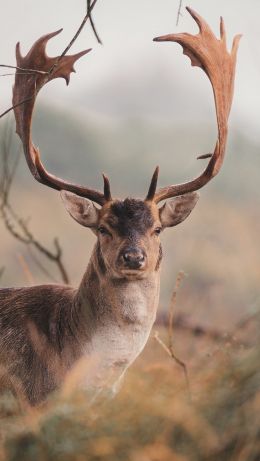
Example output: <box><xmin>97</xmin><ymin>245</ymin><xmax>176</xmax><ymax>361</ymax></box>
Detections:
<box><xmin>110</xmin><ymin>199</ymin><xmax>154</xmax><ymax>237</ymax></box>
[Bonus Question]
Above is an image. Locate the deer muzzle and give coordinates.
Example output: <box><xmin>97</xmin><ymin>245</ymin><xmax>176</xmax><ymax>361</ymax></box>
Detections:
<box><xmin>119</xmin><ymin>247</ymin><xmax>146</xmax><ymax>270</ymax></box>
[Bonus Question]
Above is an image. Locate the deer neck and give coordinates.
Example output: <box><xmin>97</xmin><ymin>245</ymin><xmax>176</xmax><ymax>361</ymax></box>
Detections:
<box><xmin>75</xmin><ymin>242</ymin><xmax>160</xmax><ymax>331</ymax></box>
<box><xmin>73</xmin><ymin>242</ymin><xmax>160</xmax><ymax>385</ymax></box>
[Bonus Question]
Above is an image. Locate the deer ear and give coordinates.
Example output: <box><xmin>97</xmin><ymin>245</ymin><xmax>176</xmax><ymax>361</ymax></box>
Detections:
<box><xmin>159</xmin><ymin>192</ymin><xmax>199</xmax><ymax>228</ymax></box>
<box><xmin>60</xmin><ymin>191</ymin><xmax>99</xmax><ymax>228</ymax></box>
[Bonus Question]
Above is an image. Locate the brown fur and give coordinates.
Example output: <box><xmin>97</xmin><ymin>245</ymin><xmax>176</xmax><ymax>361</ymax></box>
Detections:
<box><xmin>0</xmin><ymin>195</ymin><xmax>197</xmax><ymax>405</ymax></box>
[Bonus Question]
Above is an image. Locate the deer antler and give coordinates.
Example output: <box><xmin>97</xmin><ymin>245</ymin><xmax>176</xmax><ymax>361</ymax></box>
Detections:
<box><xmin>13</xmin><ymin>29</ymin><xmax>111</xmax><ymax>206</ymax></box>
<box><xmin>149</xmin><ymin>7</ymin><xmax>241</xmax><ymax>203</ymax></box>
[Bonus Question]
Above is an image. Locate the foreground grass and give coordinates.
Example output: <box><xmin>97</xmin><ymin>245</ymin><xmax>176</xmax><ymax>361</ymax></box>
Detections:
<box><xmin>0</xmin><ymin>322</ymin><xmax>259</xmax><ymax>461</ymax></box>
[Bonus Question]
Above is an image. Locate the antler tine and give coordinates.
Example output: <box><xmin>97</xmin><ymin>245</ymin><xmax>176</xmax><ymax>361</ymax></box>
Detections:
<box><xmin>13</xmin><ymin>30</ymin><xmax>108</xmax><ymax>206</ymax></box>
<box><xmin>153</xmin><ymin>7</ymin><xmax>242</xmax><ymax>204</ymax></box>
<box><xmin>102</xmin><ymin>173</ymin><xmax>112</xmax><ymax>202</ymax></box>
<box><xmin>145</xmin><ymin>166</ymin><xmax>159</xmax><ymax>201</ymax></box>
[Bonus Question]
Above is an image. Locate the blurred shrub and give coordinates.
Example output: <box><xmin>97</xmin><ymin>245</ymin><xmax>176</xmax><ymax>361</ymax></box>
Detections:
<box><xmin>1</xmin><ymin>325</ymin><xmax>259</xmax><ymax>461</ymax></box>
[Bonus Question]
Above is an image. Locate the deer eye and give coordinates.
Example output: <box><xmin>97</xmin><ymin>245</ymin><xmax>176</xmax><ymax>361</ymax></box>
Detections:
<box><xmin>98</xmin><ymin>226</ymin><xmax>111</xmax><ymax>236</ymax></box>
<box><xmin>154</xmin><ymin>227</ymin><xmax>162</xmax><ymax>236</ymax></box>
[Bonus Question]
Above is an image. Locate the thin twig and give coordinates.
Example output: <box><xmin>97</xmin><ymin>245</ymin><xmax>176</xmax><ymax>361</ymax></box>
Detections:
<box><xmin>54</xmin><ymin>238</ymin><xmax>70</xmax><ymax>285</ymax></box>
<box><xmin>0</xmin><ymin>72</ymin><xmax>42</xmax><ymax>77</ymax></box>
<box><xmin>154</xmin><ymin>331</ymin><xmax>191</xmax><ymax>399</ymax></box>
<box><xmin>49</xmin><ymin>0</ymin><xmax>100</xmax><ymax>75</ymax></box>
<box><xmin>87</xmin><ymin>0</ymin><xmax>102</xmax><ymax>44</ymax></box>
<box><xmin>154</xmin><ymin>330</ymin><xmax>172</xmax><ymax>358</ymax></box>
<box><xmin>16</xmin><ymin>253</ymin><xmax>35</xmax><ymax>285</ymax></box>
<box><xmin>154</xmin><ymin>271</ymin><xmax>191</xmax><ymax>400</ymax></box>
<box><xmin>0</xmin><ymin>0</ymin><xmax>100</xmax><ymax>119</ymax></box>
<box><xmin>176</xmin><ymin>0</ymin><xmax>183</xmax><ymax>26</ymax></box>
<box><xmin>0</xmin><ymin>96</ymin><xmax>33</xmax><ymax>119</ymax></box>
<box><xmin>0</xmin><ymin>123</ymin><xmax>70</xmax><ymax>284</ymax></box>
<box><xmin>27</xmin><ymin>246</ymin><xmax>58</xmax><ymax>283</ymax></box>
<box><xmin>1</xmin><ymin>194</ymin><xmax>70</xmax><ymax>285</ymax></box>
<box><xmin>0</xmin><ymin>64</ymin><xmax>48</xmax><ymax>75</ymax></box>
<box><xmin>0</xmin><ymin>73</ymin><xmax>17</xmax><ymax>77</ymax></box>
<box><xmin>0</xmin><ymin>206</ymin><xmax>30</xmax><ymax>244</ymax></box>
<box><xmin>168</xmin><ymin>271</ymin><xmax>186</xmax><ymax>352</ymax></box>
<box><xmin>2</xmin><ymin>201</ymin><xmax>70</xmax><ymax>284</ymax></box>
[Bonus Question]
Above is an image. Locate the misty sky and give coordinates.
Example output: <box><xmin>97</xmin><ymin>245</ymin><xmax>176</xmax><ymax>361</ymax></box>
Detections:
<box><xmin>0</xmin><ymin>0</ymin><xmax>260</xmax><ymax>143</ymax></box>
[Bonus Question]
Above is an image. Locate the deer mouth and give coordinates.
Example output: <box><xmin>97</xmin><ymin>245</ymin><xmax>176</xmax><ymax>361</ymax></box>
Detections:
<box><xmin>118</xmin><ymin>268</ymin><xmax>147</xmax><ymax>280</ymax></box>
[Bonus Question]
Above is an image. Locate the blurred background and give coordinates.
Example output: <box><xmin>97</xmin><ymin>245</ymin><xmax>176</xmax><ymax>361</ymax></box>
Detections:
<box><xmin>0</xmin><ymin>4</ymin><xmax>260</xmax><ymax>458</ymax></box>
<box><xmin>0</xmin><ymin>0</ymin><xmax>260</xmax><ymax>330</ymax></box>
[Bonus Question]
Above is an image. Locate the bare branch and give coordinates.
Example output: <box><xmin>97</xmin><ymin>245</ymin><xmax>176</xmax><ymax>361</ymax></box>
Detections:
<box><xmin>0</xmin><ymin>0</ymin><xmax>100</xmax><ymax>119</ymax></box>
<box><xmin>0</xmin><ymin>64</ymin><xmax>48</xmax><ymax>75</ymax></box>
<box><xmin>168</xmin><ymin>270</ymin><xmax>186</xmax><ymax>353</ymax></box>
<box><xmin>87</xmin><ymin>0</ymin><xmax>102</xmax><ymax>44</ymax></box>
<box><xmin>154</xmin><ymin>330</ymin><xmax>191</xmax><ymax>400</ymax></box>
<box><xmin>0</xmin><ymin>206</ymin><xmax>30</xmax><ymax>244</ymax></box>
<box><xmin>49</xmin><ymin>0</ymin><xmax>100</xmax><ymax>75</ymax></box>
<box><xmin>176</xmin><ymin>0</ymin><xmax>183</xmax><ymax>26</ymax></box>
<box><xmin>154</xmin><ymin>271</ymin><xmax>191</xmax><ymax>400</ymax></box>
<box><xmin>27</xmin><ymin>247</ymin><xmax>59</xmax><ymax>283</ymax></box>
<box><xmin>0</xmin><ymin>73</ymin><xmax>45</xmax><ymax>78</ymax></box>
<box><xmin>0</xmin><ymin>96</ymin><xmax>33</xmax><ymax>120</ymax></box>
<box><xmin>1</xmin><ymin>201</ymin><xmax>70</xmax><ymax>284</ymax></box>
<box><xmin>16</xmin><ymin>253</ymin><xmax>35</xmax><ymax>285</ymax></box>
<box><xmin>0</xmin><ymin>123</ymin><xmax>70</xmax><ymax>285</ymax></box>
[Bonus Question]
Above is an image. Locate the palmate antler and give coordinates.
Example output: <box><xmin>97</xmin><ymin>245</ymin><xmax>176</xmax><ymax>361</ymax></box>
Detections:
<box><xmin>147</xmin><ymin>7</ymin><xmax>241</xmax><ymax>203</ymax></box>
<box><xmin>13</xmin><ymin>29</ymin><xmax>111</xmax><ymax>206</ymax></box>
<box><xmin>13</xmin><ymin>8</ymin><xmax>240</xmax><ymax>207</ymax></box>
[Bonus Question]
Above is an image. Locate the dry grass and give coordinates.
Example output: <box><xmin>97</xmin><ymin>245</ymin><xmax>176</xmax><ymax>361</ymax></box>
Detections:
<box><xmin>0</xmin><ymin>317</ymin><xmax>259</xmax><ymax>461</ymax></box>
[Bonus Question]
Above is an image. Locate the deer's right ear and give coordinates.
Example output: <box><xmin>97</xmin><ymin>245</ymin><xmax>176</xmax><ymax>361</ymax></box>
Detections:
<box><xmin>159</xmin><ymin>192</ymin><xmax>199</xmax><ymax>228</ymax></box>
<box><xmin>60</xmin><ymin>191</ymin><xmax>99</xmax><ymax>228</ymax></box>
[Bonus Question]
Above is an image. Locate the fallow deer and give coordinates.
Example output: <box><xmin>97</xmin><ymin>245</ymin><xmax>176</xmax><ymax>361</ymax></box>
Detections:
<box><xmin>0</xmin><ymin>8</ymin><xmax>241</xmax><ymax>405</ymax></box>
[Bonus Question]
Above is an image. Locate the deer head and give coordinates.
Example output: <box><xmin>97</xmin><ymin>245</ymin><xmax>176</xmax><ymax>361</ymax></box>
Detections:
<box><xmin>12</xmin><ymin>8</ymin><xmax>241</xmax><ymax>280</ymax></box>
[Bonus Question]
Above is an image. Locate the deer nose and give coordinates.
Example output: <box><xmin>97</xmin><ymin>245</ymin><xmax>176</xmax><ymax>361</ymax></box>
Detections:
<box><xmin>122</xmin><ymin>248</ymin><xmax>146</xmax><ymax>269</ymax></box>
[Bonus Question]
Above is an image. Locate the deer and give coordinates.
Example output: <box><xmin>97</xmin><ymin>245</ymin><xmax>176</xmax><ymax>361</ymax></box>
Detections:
<box><xmin>0</xmin><ymin>8</ymin><xmax>241</xmax><ymax>406</ymax></box>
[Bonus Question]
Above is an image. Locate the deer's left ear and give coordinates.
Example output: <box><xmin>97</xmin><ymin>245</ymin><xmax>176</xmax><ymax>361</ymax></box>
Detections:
<box><xmin>159</xmin><ymin>192</ymin><xmax>199</xmax><ymax>228</ymax></box>
<box><xmin>61</xmin><ymin>191</ymin><xmax>99</xmax><ymax>228</ymax></box>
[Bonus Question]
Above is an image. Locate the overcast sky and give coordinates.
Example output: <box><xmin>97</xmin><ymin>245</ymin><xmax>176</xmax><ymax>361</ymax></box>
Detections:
<box><xmin>0</xmin><ymin>0</ymin><xmax>260</xmax><ymax>143</ymax></box>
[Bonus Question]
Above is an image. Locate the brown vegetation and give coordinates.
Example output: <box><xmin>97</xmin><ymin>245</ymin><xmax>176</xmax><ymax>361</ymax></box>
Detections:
<box><xmin>0</xmin><ymin>313</ymin><xmax>259</xmax><ymax>461</ymax></box>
